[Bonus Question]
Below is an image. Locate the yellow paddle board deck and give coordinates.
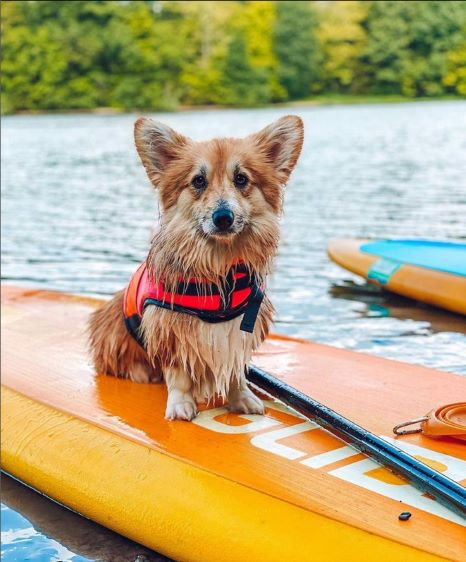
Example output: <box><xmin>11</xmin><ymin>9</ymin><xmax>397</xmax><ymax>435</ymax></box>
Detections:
<box><xmin>1</xmin><ymin>286</ymin><xmax>465</xmax><ymax>561</ymax></box>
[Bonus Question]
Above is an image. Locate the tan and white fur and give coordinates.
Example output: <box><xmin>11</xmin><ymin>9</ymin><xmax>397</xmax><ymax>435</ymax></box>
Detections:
<box><xmin>88</xmin><ymin>115</ymin><xmax>304</xmax><ymax>421</ymax></box>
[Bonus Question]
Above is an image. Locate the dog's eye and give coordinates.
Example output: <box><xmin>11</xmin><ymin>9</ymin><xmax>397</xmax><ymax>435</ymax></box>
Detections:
<box><xmin>192</xmin><ymin>175</ymin><xmax>207</xmax><ymax>190</ymax></box>
<box><xmin>234</xmin><ymin>173</ymin><xmax>248</xmax><ymax>188</ymax></box>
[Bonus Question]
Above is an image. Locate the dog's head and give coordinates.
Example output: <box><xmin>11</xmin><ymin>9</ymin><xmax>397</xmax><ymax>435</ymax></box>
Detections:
<box><xmin>134</xmin><ymin>115</ymin><xmax>303</xmax><ymax>275</ymax></box>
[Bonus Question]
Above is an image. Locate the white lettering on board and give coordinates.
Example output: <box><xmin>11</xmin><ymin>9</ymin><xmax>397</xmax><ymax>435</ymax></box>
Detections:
<box><xmin>328</xmin><ymin>437</ymin><xmax>466</xmax><ymax>526</ymax></box>
<box><xmin>192</xmin><ymin>405</ymin><xmax>281</xmax><ymax>434</ymax></box>
<box><xmin>192</xmin><ymin>402</ymin><xmax>466</xmax><ymax>526</ymax></box>
<box><xmin>251</xmin><ymin>421</ymin><xmax>319</xmax><ymax>460</ymax></box>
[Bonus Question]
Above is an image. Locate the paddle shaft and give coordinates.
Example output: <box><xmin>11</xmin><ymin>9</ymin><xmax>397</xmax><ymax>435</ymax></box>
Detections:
<box><xmin>247</xmin><ymin>365</ymin><xmax>466</xmax><ymax>518</ymax></box>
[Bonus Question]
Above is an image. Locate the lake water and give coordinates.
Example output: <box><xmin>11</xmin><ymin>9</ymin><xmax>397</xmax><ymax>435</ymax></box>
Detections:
<box><xmin>2</xmin><ymin>101</ymin><xmax>465</xmax><ymax>560</ymax></box>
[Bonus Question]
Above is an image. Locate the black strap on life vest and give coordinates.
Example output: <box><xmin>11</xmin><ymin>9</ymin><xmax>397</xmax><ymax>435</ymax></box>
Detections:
<box><xmin>142</xmin><ymin>268</ymin><xmax>264</xmax><ymax>332</ymax></box>
<box><xmin>239</xmin><ymin>281</ymin><xmax>264</xmax><ymax>333</ymax></box>
<box><xmin>124</xmin><ymin>314</ymin><xmax>146</xmax><ymax>348</ymax></box>
<box><xmin>124</xmin><ymin>264</ymin><xmax>265</xmax><ymax>348</ymax></box>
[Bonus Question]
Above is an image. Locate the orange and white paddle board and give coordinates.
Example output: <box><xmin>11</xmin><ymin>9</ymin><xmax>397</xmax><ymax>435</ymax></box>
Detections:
<box><xmin>327</xmin><ymin>238</ymin><xmax>466</xmax><ymax>315</ymax></box>
<box><xmin>1</xmin><ymin>286</ymin><xmax>465</xmax><ymax>562</ymax></box>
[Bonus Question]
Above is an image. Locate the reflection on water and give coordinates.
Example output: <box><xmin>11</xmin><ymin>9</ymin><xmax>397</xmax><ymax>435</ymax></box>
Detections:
<box><xmin>1</xmin><ymin>476</ymin><xmax>170</xmax><ymax>562</ymax></box>
<box><xmin>330</xmin><ymin>280</ymin><xmax>466</xmax><ymax>335</ymax></box>
<box><xmin>2</xmin><ymin>101</ymin><xmax>466</xmax><ymax>559</ymax></box>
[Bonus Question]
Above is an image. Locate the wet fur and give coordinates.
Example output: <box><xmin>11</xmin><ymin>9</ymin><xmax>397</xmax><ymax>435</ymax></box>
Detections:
<box><xmin>88</xmin><ymin>115</ymin><xmax>303</xmax><ymax>420</ymax></box>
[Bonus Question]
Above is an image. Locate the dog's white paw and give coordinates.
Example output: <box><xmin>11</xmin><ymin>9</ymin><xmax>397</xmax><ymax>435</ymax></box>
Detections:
<box><xmin>228</xmin><ymin>387</ymin><xmax>265</xmax><ymax>415</ymax></box>
<box><xmin>165</xmin><ymin>398</ymin><xmax>198</xmax><ymax>421</ymax></box>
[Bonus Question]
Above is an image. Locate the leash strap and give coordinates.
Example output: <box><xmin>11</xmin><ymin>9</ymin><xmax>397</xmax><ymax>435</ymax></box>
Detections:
<box><xmin>393</xmin><ymin>403</ymin><xmax>466</xmax><ymax>442</ymax></box>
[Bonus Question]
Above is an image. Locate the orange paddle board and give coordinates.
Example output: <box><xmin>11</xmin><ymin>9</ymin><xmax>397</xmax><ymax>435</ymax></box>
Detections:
<box><xmin>327</xmin><ymin>238</ymin><xmax>466</xmax><ymax>315</ymax></box>
<box><xmin>1</xmin><ymin>286</ymin><xmax>465</xmax><ymax>561</ymax></box>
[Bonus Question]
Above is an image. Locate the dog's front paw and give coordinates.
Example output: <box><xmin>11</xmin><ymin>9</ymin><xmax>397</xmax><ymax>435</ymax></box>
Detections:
<box><xmin>228</xmin><ymin>387</ymin><xmax>265</xmax><ymax>415</ymax></box>
<box><xmin>165</xmin><ymin>398</ymin><xmax>198</xmax><ymax>421</ymax></box>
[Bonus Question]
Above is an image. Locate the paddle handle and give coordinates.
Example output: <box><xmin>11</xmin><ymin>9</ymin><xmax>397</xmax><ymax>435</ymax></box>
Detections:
<box><xmin>247</xmin><ymin>365</ymin><xmax>466</xmax><ymax>519</ymax></box>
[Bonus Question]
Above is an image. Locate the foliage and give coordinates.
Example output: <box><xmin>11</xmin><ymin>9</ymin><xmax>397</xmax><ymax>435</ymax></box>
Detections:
<box><xmin>1</xmin><ymin>0</ymin><xmax>465</xmax><ymax>113</ymax></box>
<box><xmin>274</xmin><ymin>1</ymin><xmax>321</xmax><ymax>99</ymax></box>
<box><xmin>362</xmin><ymin>1</ymin><xmax>466</xmax><ymax>97</ymax></box>
<box><xmin>316</xmin><ymin>1</ymin><xmax>368</xmax><ymax>93</ymax></box>
<box><xmin>443</xmin><ymin>41</ymin><xmax>466</xmax><ymax>96</ymax></box>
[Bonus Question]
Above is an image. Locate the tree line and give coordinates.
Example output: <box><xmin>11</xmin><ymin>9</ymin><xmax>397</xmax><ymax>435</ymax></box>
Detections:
<box><xmin>2</xmin><ymin>0</ymin><xmax>466</xmax><ymax>113</ymax></box>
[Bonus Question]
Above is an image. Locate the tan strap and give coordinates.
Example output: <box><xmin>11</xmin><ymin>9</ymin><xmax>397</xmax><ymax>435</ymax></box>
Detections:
<box><xmin>393</xmin><ymin>403</ymin><xmax>466</xmax><ymax>442</ymax></box>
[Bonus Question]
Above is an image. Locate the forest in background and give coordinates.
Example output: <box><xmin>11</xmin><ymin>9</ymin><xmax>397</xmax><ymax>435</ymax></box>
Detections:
<box><xmin>2</xmin><ymin>0</ymin><xmax>466</xmax><ymax>113</ymax></box>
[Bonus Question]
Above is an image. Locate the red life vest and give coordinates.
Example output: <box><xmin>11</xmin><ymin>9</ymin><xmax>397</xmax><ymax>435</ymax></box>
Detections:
<box><xmin>123</xmin><ymin>261</ymin><xmax>264</xmax><ymax>346</ymax></box>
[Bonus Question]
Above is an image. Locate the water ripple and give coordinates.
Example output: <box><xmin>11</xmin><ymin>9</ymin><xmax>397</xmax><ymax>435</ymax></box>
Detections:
<box><xmin>2</xmin><ymin>102</ymin><xmax>466</xmax><ymax>374</ymax></box>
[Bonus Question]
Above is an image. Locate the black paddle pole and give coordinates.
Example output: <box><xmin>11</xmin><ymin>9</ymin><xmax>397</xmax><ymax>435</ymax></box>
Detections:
<box><xmin>247</xmin><ymin>364</ymin><xmax>466</xmax><ymax>518</ymax></box>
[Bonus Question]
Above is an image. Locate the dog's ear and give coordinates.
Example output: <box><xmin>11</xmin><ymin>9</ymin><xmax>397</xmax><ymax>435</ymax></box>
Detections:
<box><xmin>134</xmin><ymin>118</ymin><xmax>189</xmax><ymax>186</ymax></box>
<box><xmin>251</xmin><ymin>115</ymin><xmax>304</xmax><ymax>181</ymax></box>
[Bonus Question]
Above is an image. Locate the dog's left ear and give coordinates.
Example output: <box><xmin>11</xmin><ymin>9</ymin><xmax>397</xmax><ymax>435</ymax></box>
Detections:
<box><xmin>251</xmin><ymin>115</ymin><xmax>304</xmax><ymax>182</ymax></box>
<box><xmin>134</xmin><ymin>118</ymin><xmax>190</xmax><ymax>187</ymax></box>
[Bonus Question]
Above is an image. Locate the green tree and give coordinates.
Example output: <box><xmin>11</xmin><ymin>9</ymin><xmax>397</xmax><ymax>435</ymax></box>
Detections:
<box><xmin>317</xmin><ymin>1</ymin><xmax>369</xmax><ymax>93</ymax></box>
<box><xmin>179</xmin><ymin>1</ymin><xmax>237</xmax><ymax>105</ymax></box>
<box><xmin>273</xmin><ymin>1</ymin><xmax>321</xmax><ymax>99</ymax></box>
<box><xmin>219</xmin><ymin>29</ymin><xmax>270</xmax><ymax>106</ymax></box>
<box><xmin>1</xmin><ymin>1</ymin><xmax>139</xmax><ymax>110</ymax></box>
<box><xmin>239</xmin><ymin>1</ymin><xmax>286</xmax><ymax>102</ymax></box>
<box><xmin>2</xmin><ymin>0</ymin><xmax>466</xmax><ymax>113</ymax></box>
<box><xmin>113</xmin><ymin>0</ymin><xmax>199</xmax><ymax>110</ymax></box>
<box><xmin>363</xmin><ymin>0</ymin><xmax>466</xmax><ymax>96</ymax></box>
<box><xmin>443</xmin><ymin>41</ymin><xmax>466</xmax><ymax>96</ymax></box>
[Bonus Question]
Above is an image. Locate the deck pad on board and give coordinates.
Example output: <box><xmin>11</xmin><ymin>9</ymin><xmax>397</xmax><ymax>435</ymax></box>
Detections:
<box><xmin>1</xmin><ymin>286</ymin><xmax>465</xmax><ymax>561</ymax></box>
<box><xmin>361</xmin><ymin>240</ymin><xmax>466</xmax><ymax>277</ymax></box>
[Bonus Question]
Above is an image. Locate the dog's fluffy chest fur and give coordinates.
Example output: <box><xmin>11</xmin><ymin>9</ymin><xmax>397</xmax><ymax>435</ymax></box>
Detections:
<box><xmin>140</xmin><ymin>295</ymin><xmax>273</xmax><ymax>401</ymax></box>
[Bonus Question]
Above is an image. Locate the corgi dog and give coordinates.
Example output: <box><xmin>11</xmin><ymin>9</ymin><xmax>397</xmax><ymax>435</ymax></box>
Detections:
<box><xmin>88</xmin><ymin>115</ymin><xmax>303</xmax><ymax>421</ymax></box>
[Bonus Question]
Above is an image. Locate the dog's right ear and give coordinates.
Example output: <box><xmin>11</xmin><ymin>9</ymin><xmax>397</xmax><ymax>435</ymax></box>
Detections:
<box><xmin>134</xmin><ymin>118</ymin><xmax>189</xmax><ymax>187</ymax></box>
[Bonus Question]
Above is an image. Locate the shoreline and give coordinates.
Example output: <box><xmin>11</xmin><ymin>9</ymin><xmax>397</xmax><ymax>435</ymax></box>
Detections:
<box><xmin>3</xmin><ymin>95</ymin><xmax>463</xmax><ymax>117</ymax></box>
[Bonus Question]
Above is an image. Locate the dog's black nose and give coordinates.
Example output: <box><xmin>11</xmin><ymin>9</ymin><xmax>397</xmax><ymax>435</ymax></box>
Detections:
<box><xmin>212</xmin><ymin>208</ymin><xmax>234</xmax><ymax>231</ymax></box>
